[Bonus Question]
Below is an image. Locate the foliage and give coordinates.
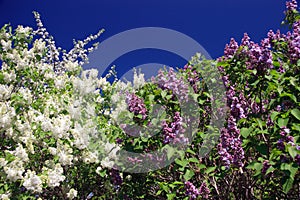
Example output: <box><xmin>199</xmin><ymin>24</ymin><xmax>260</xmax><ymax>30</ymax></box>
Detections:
<box><xmin>0</xmin><ymin>1</ymin><xmax>300</xmax><ymax>199</ymax></box>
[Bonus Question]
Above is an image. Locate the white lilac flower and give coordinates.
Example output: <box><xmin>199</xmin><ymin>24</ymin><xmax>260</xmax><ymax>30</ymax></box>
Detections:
<box><xmin>133</xmin><ymin>70</ymin><xmax>145</xmax><ymax>89</ymax></box>
<box><xmin>51</xmin><ymin>115</ymin><xmax>71</xmax><ymax>139</ymax></box>
<box><xmin>0</xmin><ymin>192</ymin><xmax>11</xmax><ymax>200</ymax></box>
<box><xmin>64</xmin><ymin>61</ymin><xmax>79</xmax><ymax>72</ymax></box>
<box><xmin>15</xmin><ymin>25</ymin><xmax>32</xmax><ymax>35</ymax></box>
<box><xmin>0</xmin><ymin>39</ymin><xmax>11</xmax><ymax>51</ymax></box>
<box><xmin>0</xmin><ymin>103</ymin><xmax>15</xmax><ymax>130</ymax></box>
<box><xmin>23</xmin><ymin>170</ymin><xmax>43</xmax><ymax>193</ymax></box>
<box><xmin>56</xmin><ymin>141</ymin><xmax>73</xmax><ymax>166</ymax></box>
<box><xmin>6</xmin><ymin>143</ymin><xmax>29</xmax><ymax>162</ymax></box>
<box><xmin>54</xmin><ymin>76</ymin><xmax>66</xmax><ymax>89</ymax></box>
<box><xmin>81</xmin><ymin>150</ymin><xmax>99</xmax><ymax>164</ymax></box>
<box><xmin>0</xmin><ymin>84</ymin><xmax>13</xmax><ymax>101</ymax></box>
<box><xmin>33</xmin><ymin>38</ymin><xmax>46</xmax><ymax>53</ymax></box>
<box><xmin>100</xmin><ymin>157</ymin><xmax>114</xmax><ymax>169</ymax></box>
<box><xmin>67</xmin><ymin>188</ymin><xmax>78</xmax><ymax>200</ymax></box>
<box><xmin>0</xmin><ymin>158</ymin><xmax>8</xmax><ymax>167</ymax></box>
<box><xmin>45</xmin><ymin>163</ymin><xmax>65</xmax><ymax>188</ymax></box>
<box><xmin>71</xmin><ymin>122</ymin><xmax>89</xmax><ymax>150</ymax></box>
<box><xmin>18</xmin><ymin>87</ymin><xmax>33</xmax><ymax>104</ymax></box>
<box><xmin>3</xmin><ymin>71</ymin><xmax>16</xmax><ymax>82</ymax></box>
<box><xmin>4</xmin><ymin>159</ymin><xmax>25</xmax><ymax>182</ymax></box>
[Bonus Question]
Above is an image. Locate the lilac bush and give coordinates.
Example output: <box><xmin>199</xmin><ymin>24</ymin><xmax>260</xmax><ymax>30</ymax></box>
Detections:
<box><xmin>0</xmin><ymin>0</ymin><xmax>300</xmax><ymax>199</ymax></box>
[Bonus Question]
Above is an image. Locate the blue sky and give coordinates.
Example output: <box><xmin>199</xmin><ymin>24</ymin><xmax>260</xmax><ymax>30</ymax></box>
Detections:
<box><xmin>0</xmin><ymin>0</ymin><xmax>289</xmax><ymax>78</ymax></box>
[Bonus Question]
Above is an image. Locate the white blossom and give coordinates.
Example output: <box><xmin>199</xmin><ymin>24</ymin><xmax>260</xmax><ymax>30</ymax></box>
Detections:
<box><xmin>45</xmin><ymin>163</ymin><xmax>65</xmax><ymax>188</ymax></box>
<box><xmin>4</xmin><ymin>159</ymin><xmax>25</xmax><ymax>182</ymax></box>
<box><xmin>23</xmin><ymin>170</ymin><xmax>43</xmax><ymax>193</ymax></box>
<box><xmin>67</xmin><ymin>188</ymin><xmax>78</xmax><ymax>199</ymax></box>
<box><xmin>0</xmin><ymin>84</ymin><xmax>13</xmax><ymax>101</ymax></box>
<box><xmin>0</xmin><ymin>192</ymin><xmax>11</xmax><ymax>200</ymax></box>
<box><xmin>133</xmin><ymin>70</ymin><xmax>145</xmax><ymax>89</ymax></box>
<box><xmin>0</xmin><ymin>39</ymin><xmax>11</xmax><ymax>51</ymax></box>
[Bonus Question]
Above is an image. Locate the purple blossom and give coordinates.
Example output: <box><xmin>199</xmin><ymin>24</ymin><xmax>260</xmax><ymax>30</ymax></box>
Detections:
<box><xmin>199</xmin><ymin>182</ymin><xmax>210</xmax><ymax>199</ymax></box>
<box><xmin>224</xmin><ymin>38</ymin><xmax>239</xmax><ymax>59</ymax></box>
<box><xmin>126</xmin><ymin>92</ymin><xmax>147</xmax><ymax>121</ymax></box>
<box><xmin>295</xmin><ymin>154</ymin><xmax>300</xmax><ymax>166</ymax></box>
<box><xmin>183</xmin><ymin>64</ymin><xmax>202</xmax><ymax>93</ymax></box>
<box><xmin>185</xmin><ymin>181</ymin><xmax>200</xmax><ymax>200</ymax></box>
<box><xmin>286</xmin><ymin>0</ymin><xmax>298</xmax><ymax>12</ymax></box>
<box><xmin>152</xmin><ymin>68</ymin><xmax>190</xmax><ymax>102</ymax></box>
<box><xmin>262</xmin><ymin>160</ymin><xmax>271</xmax><ymax>175</ymax></box>
<box><xmin>162</xmin><ymin>112</ymin><xmax>187</xmax><ymax>144</ymax></box>
<box><xmin>110</xmin><ymin>169</ymin><xmax>122</xmax><ymax>190</ymax></box>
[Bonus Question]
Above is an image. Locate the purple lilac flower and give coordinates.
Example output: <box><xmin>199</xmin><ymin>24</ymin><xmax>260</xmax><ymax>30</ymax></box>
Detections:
<box><xmin>110</xmin><ymin>169</ymin><xmax>122</xmax><ymax>190</ymax></box>
<box><xmin>162</xmin><ymin>112</ymin><xmax>187</xmax><ymax>144</ymax></box>
<box><xmin>286</xmin><ymin>0</ymin><xmax>298</xmax><ymax>12</ymax></box>
<box><xmin>199</xmin><ymin>182</ymin><xmax>210</xmax><ymax>199</ymax></box>
<box><xmin>184</xmin><ymin>181</ymin><xmax>200</xmax><ymax>200</ymax></box>
<box><xmin>152</xmin><ymin>68</ymin><xmax>190</xmax><ymax>102</ymax></box>
<box><xmin>268</xmin><ymin>18</ymin><xmax>300</xmax><ymax>64</ymax></box>
<box><xmin>224</xmin><ymin>38</ymin><xmax>239</xmax><ymax>59</ymax></box>
<box><xmin>183</xmin><ymin>64</ymin><xmax>202</xmax><ymax>93</ymax></box>
<box><xmin>218</xmin><ymin>116</ymin><xmax>245</xmax><ymax>168</ymax></box>
<box><xmin>262</xmin><ymin>160</ymin><xmax>271</xmax><ymax>175</ymax></box>
<box><xmin>295</xmin><ymin>154</ymin><xmax>300</xmax><ymax>166</ymax></box>
<box><xmin>277</xmin><ymin>127</ymin><xmax>296</xmax><ymax>150</ymax></box>
<box><xmin>126</xmin><ymin>92</ymin><xmax>147</xmax><ymax>121</ymax></box>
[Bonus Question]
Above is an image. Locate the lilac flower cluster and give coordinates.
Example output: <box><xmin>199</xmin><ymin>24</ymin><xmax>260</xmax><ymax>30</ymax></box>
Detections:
<box><xmin>183</xmin><ymin>64</ymin><xmax>202</xmax><ymax>93</ymax></box>
<box><xmin>217</xmin><ymin>119</ymin><xmax>245</xmax><ymax>168</ymax></box>
<box><xmin>262</xmin><ymin>160</ymin><xmax>271</xmax><ymax>175</ymax></box>
<box><xmin>184</xmin><ymin>181</ymin><xmax>200</xmax><ymax>200</ymax></box>
<box><xmin>268</xmin><ymin>19</ymin><xmax>300</xmax><ymax>64</ymax></box>
<box><xmin>217</xmin><ymin>77</ymin><xmax>246</xmax><ymax>168</ymax></box>
<box><xmin>277</xmin><ymin>127</ymin><xmax>300</xmax><ymax>165</ymax></box>
<box><xmin>152</xmin><ymin>68</ymin><xmax>190</xmax><ymax>102</ymax></box>
<box><xmin>126</xmin><ymin>92</ymin><xmax>147</xmax><ymax>121</ymax></box>
<box><xmin>277</xmin><ymin>126</ymin><xmax>295</xmax><ymax>150</ymax></box>
<box><xmin>223</xmin><ymin>33</ymin><xmax>273</xmax><ymax>75</ymax></box>
<box><xmin>33</xmin><ymin>11</ymin><xmax>103</xmax><ymax>75</ymax></box>
<box><xmin>110</xmin><ymin>169</ymin><xmax>122</xmax><ymax>190</ymax></box>
<box><xmin>162</xmin><ymin>112</ymin><xmax>187</xmax><ymax>144</ymax></box>
<box><xmin>184</xmin><ymin>181</ymin><xmax>210</xmax><ymax>200</ymax></box>
<box><xmin>296</xmin><ymin>154</ymin><xmax>300</xmax><ymax>166</ymax></box>
<box><xmin>199</xmin><ymin>182</ymin><xmax>210</xmax><ymax>199</ymax></box>
<box><xmin>286</xmin><ymin>0</ymin><xmax>298</xmax><ymax>11</ymax></box>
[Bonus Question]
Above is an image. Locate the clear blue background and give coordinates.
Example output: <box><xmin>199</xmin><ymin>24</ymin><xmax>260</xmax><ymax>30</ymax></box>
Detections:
<box><xmin>0</xmin><ymin>0</ymin><xmax>289</xmax><ymax>76</ymax></box>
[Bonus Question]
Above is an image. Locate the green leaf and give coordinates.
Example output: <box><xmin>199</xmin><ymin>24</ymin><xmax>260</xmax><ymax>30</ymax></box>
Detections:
<box><xmin>188</xmin><ymin>158</ymin><xmax>199</xmax><ymax>164</ymax></box>
<box><xmin>183</xmin><ymin>169</ymin><xmax>195</xmax><ymax>181</ymax></box>
<box><xmin>240</xmin><ymin>127</ymin><xmax>250</xmax><ymax>138</ymax></box>
<box><xmin>172</xmin><ymin>181</ymin><xmax>183</xmax><ymax>185</ymax></box>
<box><xmin>167</xmin><ymin>193</ymin><xmax>176</xmax><ymax>200</ymax></box>
<box><xmin>292</xmin><ymin>124</ymin><xmax>300</xmax><ymax>132</ymax></box>
<box><xmin>205</xmin><ymin>166</ymin><xmax>216</xmax><ymax>174</ymax></box>
<box><xmin>280</xmin><ymin>163</ymin><xmax>298</xmax><ymax>179</ymax></box>
<box><xmin>256</xmin><ymin>118</ymin><xmax>263</xmax><ymax>130</ymax></box>
<box><xmin>164</xmin><ymin>146</ymin><xmax>176</xmax><ymax>160</ymax></box>
<box><xmin>161</xmin><ymin>90</ymin><xmax>167</xmax><ymax>98</ymax></box>
<box><xmin>277</xmin><ymin>118</ymin><xmax>289</xmax><ymax>128</ymax></box>
<box><xmin>98</xmin><ymin>170</ymin><xmax>106</xmax><ymax>178</ymax></box>
<box><xmin>277</xmin><ymin>86</ymin><xmax>283</xmax><ymax>94</ymax></box>
<box><xmin>286</xmin><ymin>145</ymin><xmax>298</xmax><ymax>159</ymax></box>
<box><xmin>271</xmin><ymin>111</ymin><xmax>280</xmax><ymax>122</ymax></box>
<box><xmin>186</xmin><ymin>148</ymin><xmax>196</xmax><ymax>155</ymax></box>
<box><xmin>283</xmin><ymin>177</ymin><xmax>294</xmax><ymax>194</ymax></box>
<box><xmin>291</xmin><ymin>108</ymin><xmax>300</xmax><ymax>121</ymax></box>
<box><xmin>246</xmin><ymin>162</ymin><xmax>263</xmax><ymax>176</ymax></box>
<box><xmin>175</xmin><ymin>158</ymin><xmax>189</xmax><ymax>168</ymax></box>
